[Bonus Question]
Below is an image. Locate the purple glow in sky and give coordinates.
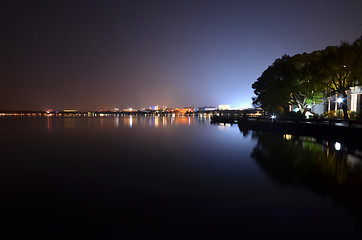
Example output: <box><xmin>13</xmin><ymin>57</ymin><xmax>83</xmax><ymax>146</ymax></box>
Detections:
<box><xmin>1</xmin><ymin>0</ymin><xmax>362</xmax><ymax>110</ymax></box>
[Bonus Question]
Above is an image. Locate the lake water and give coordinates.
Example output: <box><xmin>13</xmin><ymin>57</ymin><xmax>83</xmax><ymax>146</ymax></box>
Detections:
<box><xmin>1</xmin><ymin>116</ymin><xmax>362</xmax><ymax>239</ymax></box>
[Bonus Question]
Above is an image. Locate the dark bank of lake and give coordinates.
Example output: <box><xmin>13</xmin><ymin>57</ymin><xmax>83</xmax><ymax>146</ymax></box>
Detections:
<box><xmin>1</xmin><ymin>116</ymin><xmax>362</xmax><ymax>239</ymax></box>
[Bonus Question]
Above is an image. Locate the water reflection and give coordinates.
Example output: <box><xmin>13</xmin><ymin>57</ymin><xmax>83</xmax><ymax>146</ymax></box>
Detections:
<box><xmin>114</xmin><ymin>117</ymin><xmax>119</xmax><ymax>127</ymax></box>
<box><xmin>247</xmin><ymin>130</ymin><xmax>362</xmax><ymax>228</ymax></box>
<box><xmin>47</xmin><ymin>116</ymin><xmax>52</xmax><ymax>133</ymax></box>
<box><xmin>0</xmin><ymin>116</ymin><xmax>361</xmax><ymax>238</ymax></box>
<box><xmin>39</xmin><ymin>116</ymin><xmax>212</xmax><ymax>130</ymax></box>
<box><xmin>91</xmin><ymin>116</ymin><xmax>206</xmax><ymax>129</ymax></box>
<box><xmin>154</xmin><ymin>116</ymin><xmax>158</xmax><ymax>127</ymax></box>
<box><xmin>64</xmin><ymin>118</ymin><xmax>76</xmax><ymax>129</ymax></box>
<box><xmin>217</xmin><ymin>122</ymin><xmax>232</xmax><ymax>130</ymax></box>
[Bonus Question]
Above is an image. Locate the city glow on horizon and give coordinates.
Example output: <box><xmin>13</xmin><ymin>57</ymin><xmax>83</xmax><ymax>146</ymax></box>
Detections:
<box><xmin>1</xmin><ymin>1</ymin><xmax>361</xmax><ymax>111</ymax></box>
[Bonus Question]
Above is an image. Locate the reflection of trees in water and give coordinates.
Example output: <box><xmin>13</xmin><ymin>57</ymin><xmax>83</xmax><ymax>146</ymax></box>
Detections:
<box><xmin>250</xmin><ymin>131</ymin><xmax>362</xmax><ymax>226</ymax></box>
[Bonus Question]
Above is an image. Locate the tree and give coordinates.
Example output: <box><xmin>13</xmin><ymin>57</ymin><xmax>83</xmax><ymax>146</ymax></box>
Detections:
<box><xmin>351</xmin><ymin>36</ymin><xmax>362</xmax><ymax>85</ymax></box>
<box><xmin>252</xmin><ymin>55</ymin><xmax>292</xmax><ymax>114</ymax></box>
<box><xmin>287</xmin><ymin>53</ymin><xmax>325</xmax><ymax>113</ymax></box>
<box><xmin>318</xmin><ymin>42</ymin><xmax>359</xmax><ymax>119</ymax></box>
<box><xmin>252</xmin><ymin>54</ymin><xmax>324</xmax><ymax>114</ymax></box>
<box><xmin>252</xmin><ymin>36</ymin><xmax>362</xmax><ymax>118</ymax></box>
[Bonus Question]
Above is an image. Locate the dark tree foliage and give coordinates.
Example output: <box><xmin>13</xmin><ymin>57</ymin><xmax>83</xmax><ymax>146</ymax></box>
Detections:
<box><xmin>252</xmin><ymin>54</ymin><xmax>323</xmax><ymax>113</ymax></box>
<box><xmin>252</xmin><ymin>55</ymin><xmax>292</xmax><ymax>113</ymax></box>
<box><xmin>252</xmin><ymin>35</ymin><xmax>362</xmax><ymax>118</ymax></box>
<box><xmin>351</xmin><ymin>36</ymin><xmax>362</xmax><ymax>85</ymax></box>
<box><xmin>317</xmin><ymin>41</ymin><xmax>361</xmax><ymax>118</ymax></box>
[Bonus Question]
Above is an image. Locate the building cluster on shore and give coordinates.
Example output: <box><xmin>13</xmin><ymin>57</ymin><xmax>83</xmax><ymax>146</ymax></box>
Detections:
<box><xmin>310</xmin><ymin>86</ymin><xmax>362</xmax><ymax>115</ymax></box>
<box><xmin>0</xmin><ymin>105</ymin><xmax>264</xmax><ymax>118</ymax></box>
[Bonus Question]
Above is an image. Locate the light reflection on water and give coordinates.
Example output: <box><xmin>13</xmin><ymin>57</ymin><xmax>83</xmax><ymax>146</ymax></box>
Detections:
<box><xmin>42</xmin><ymin>116</ymin><xmax>207</xmax><ymax>130</ymax></box>
<box><xmin>0</xmin><ymin>116</ymin><xmax>362</xmax><ymax>239</ymax></box>
<box><xmin>238</xmin><ymin>126</ymin><xmax>362</xmax><ymax>236</ymax></box>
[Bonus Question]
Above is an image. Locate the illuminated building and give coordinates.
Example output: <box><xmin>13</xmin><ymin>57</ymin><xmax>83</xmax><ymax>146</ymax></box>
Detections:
<box><xmin>123</xmin><ymin>108</ymin><xmax>135</xmax><ymax>112</ymax></box>
<box><xmin>173</xmin><ymin>107</ymin><xmax>194</xmax><ymax>115</ymax></box>
<box><xmin>319</xmin><ymin>86</ymin><xmax>362</xmax><ymax>115</ymax></box>
<box><xmin>218</xmin><ymin>105</ymin><xmax>231</xmax><ymax>110</ymax></box>
<box><xmin>198</xmin><ymin>107</ymin><xmax>217</xmax><ymax>111</ymax></box>
<box><xmin>150</xmin><ymin>105</ymin><xmax>159</xmax><ymax>111</ymax></box>
<box><xmin>348</xmin><ymin>86</ymin><xmax>362</xmax><ymax>113</ymax></box>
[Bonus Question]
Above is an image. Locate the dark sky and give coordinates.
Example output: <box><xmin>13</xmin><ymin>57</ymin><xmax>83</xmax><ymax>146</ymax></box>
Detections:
<box><xmin>1</xmin><ymin>0</ymin><xmax>362</xmax><ymax>111</ymax></box>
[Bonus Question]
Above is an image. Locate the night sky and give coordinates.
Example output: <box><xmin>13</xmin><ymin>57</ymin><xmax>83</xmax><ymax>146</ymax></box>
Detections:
<box><xmin>1</xmin><ymin>0</ymin><xmax>362</xmax><ymax>111</ymax></box>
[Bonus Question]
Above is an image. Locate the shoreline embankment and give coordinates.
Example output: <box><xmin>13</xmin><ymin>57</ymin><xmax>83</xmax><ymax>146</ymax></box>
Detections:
<box><xmin>212</xmin><ymin>116</ymin><xmax>362</xmax><ymax>147</ymax></box>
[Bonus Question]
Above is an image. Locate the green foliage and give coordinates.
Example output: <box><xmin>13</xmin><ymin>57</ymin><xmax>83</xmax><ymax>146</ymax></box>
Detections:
<box><xmin>305</xmin><ymin>93</ymin><xmax>324</xmax><ymax>105</ymax></box>
<box><xmin>324</xmin><ymin>110</ymin><xmax>335</xmax><ymax>118</ymax></box>
<box><xmin>335</xmin><ymin>109</ymin><xmax>344</xmax><ymax>118</ymax></box>
<box><xmin>324</xmin><ymin>110</ymin><xmax>345</xmax><ymax>119</ymax></box>
<box><xmin>348</xmin><ymin>111</ymin><xmax>357</xmax><ymax>119</ymax></box>
<box><xmin>319</xmin><ymin>43</ymin><xmax>359</xmax><ymax>94</ymax></box>
<box><xmin>252</xmin><ymin>54</ymin><xmax>324</xmax><ymax>113</ymax></box>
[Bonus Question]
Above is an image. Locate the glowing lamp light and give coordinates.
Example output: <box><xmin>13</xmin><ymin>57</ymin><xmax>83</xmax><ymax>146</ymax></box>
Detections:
<box><xmin>271</xmin><ymin>114</ymin><xmax>276</xmax><ymax>120</ymax></box>
<box><xmin>335</xmin><ymin>142</ymin><xmax>341</xmax><ymax>151</ymax></box>
<box><xmin>305</xmin><ymin>111</ymin><xmax>313</xmax><ymax>119</ymax></box>
<box><xmin>337</xmin><ymin>98</ymin><xmax>343</xmax><ymax>103</ymax></box>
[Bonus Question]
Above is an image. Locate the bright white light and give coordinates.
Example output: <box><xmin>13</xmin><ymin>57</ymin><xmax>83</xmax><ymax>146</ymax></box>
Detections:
<box><xmin>293</xmin><ymin>108</ymin><xmax>300</xmax><ymax>112</ymax></box>
<box><xmin>305</xmin><ymin>111</ymin><xmax>313</xmax><ymax>119</ymax></box>
<box><xmin>284</xmin><ymin>134</ymin><xmax>292</xmax><ymax>140</ymax></box>
<box><xmin>271</xmin><ymin>115</ymin><xmax>276</xmax><ymax>119</ymax></box>
<box><xmin>337</xmin><ymin>98</ymin><xmax>343</xmax><ymax>103</ymax></box>
<box><xmin>335</xmin><ymin>142</ymin><xmax>341</xmax><ymax>151</ymax></box>
<box><xmin>307</xmin><ymin>105</ymin><xmax>312</xmax><ymax>108</ymax></box>
<box><xmin>115</xmin><ymin>117</ymin><xmax>119</xmax><ymax>127</ymax></box>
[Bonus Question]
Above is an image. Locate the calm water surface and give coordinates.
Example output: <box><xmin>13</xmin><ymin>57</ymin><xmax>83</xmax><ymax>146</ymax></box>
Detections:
<box><xmin>1</xmin><ymin>116</ymin><xmax>362</xmax><ymax>239</ymax></box>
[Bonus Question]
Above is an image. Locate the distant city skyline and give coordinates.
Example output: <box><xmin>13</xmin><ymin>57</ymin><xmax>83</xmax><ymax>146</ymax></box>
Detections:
<box><xmin>1</xmin><ymin>0</ymin><xmax>362</xmax><ymax>111</ymax></box>
<box><xmin>1</xmin><ymin>104</ymin><xmax>238</xmax><ymax>113</ymax></box>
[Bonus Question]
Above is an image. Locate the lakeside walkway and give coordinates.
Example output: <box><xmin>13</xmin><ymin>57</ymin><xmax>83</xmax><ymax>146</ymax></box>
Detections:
<box><xmin>212</xmin><ymin>116</ymin><xmax>362</xmax><ymax>128</ymax></box>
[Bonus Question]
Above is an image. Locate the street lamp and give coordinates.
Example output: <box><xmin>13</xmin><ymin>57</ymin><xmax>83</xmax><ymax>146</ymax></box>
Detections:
<box><xmin>337</xmin><ymin>97</ymin><xmax>343</xmax><ymax>110</ymax></box>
